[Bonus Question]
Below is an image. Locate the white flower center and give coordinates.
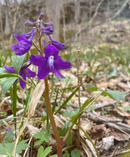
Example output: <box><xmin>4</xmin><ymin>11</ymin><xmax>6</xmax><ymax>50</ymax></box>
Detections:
<box><xmin>48</xmin><ymin>55</ymin><xmax>54</xmax><ymax>69</ymax></box>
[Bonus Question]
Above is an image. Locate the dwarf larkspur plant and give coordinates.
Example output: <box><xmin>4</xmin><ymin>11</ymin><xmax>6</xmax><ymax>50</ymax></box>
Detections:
<box><xmin>0</xmin><ymin>12</ymin><xmax>128</xmax><ymax>157</ymax></box>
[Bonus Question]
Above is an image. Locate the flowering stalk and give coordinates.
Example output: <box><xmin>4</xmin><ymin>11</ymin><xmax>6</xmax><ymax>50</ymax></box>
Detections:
<box><xmin>38</xmin><ymin>31</ymin><xmax>63</xmax><ymax>157</ymax></box>
<box><xmin>9</xmin><ymin>12</ymin><xmax>72</xmax><ymax>156</ymax></box>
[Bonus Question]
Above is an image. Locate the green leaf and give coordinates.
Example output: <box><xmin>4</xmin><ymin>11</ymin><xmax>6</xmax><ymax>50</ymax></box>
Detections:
<box><xmin>81</xmin><ymin>98</ymin><xmax>94</xmax><ymax>110</ymax></box>
<box><xmin>71</xmin><ymin>149</ymin><xmax>80</xmax><ymax>157</ymax></box>
<box><xmin>87</xmin><ymin>87</ymin><xmax>128</xmax><ymax>100</ymax></box>
<box><xmin>4</xmin><ymin>142</ymin><xmax>15</xmax><ymax>155</ymax></box>
<box><xmin>0</xmin><ymin>73</ymin><xmax>18</xmax><ymax>79</ymax></box>
<box><xmin>33</xmin><ymin>129</ymin><xmax>52</xmax><ymax>146</ymax></box>
<box><xmin>63</xmin><ymin>109</ymin><xmax>80</xmax><ymax>118</ymax></box>
<box><xmin>62</xmin><ymin>122</ymin><xmax>70</xmax><ymax>130</ymax></box>
<box><xmin>34</xmin><ymin>140</ymin><xmax>43</xmax><ymax>146</ymax></box>
<box><xmin>109</xmin><ymin>67</ymin><xmax>117</xmax><ymax>76</ymax></box>
<box><xmin>123</xmin><ymin>106</ymin><xmax>130</xmax><ymax>111</ymax></box>
<box><xmin>42</xmin><ymin>146</ymin><xmax>52</xmax><ymax>157</ymax></box>
<box><xmin>87</xmin><ymin>87</ymin><xmax>103</xmax><ymax>93</ymax></box>
<box><xmin>37</xmin><ymin>146</ymin><xmax>53</xmax><ymax>157</ymax></box>
<box><xmin>16</xmin><ymin>140</ymin><xmax>29</xmax><ymax>154</ymax></box>
<box><xmin>104</xmin><ymin>90</ymin><xmax>128</xmax><ymax>100</ymax></box>
<box><xmin>1</xmin><ymin>77</ymin><xmax>18</xmax><ymax>94</ymax></box>
<box><xmin>63</xmin><ymin>150</ymin><xmax>70</xmax><ymax>157</ymax></box>
<box><xmin>37</xmin><ymin>146</ymin><xmax>44</xmax><ymax>157</ymax></box>
<box><xmin>58</xmin><ymin>127</ymin><xmax>72</xmax><ymax>146</ymax></box>
<box><xmin>0</xmin><ymin>68</ymin><xmax>14</xmax><ymax>75</ymax></box>
<box><xmin>0</xmin><ymin>143</ymin><xmax>8</xmax><ymax>155</ymax></box>
<box><xmin>70</xmin><ymin>112</ymin><xmax>81</xmax><ymax>123</ymax></box>
<box><xmin>2</xmin><ymin>131</ymin><xmax>15</xmax><ymax>144</ymax></box>
<box><xmin>55</xmin><ymin>81</ymin><xmax>84</xmax><ymax>114</ymax></box>
<box><xmin>12</xmin><ymin>55</ymin><xmax>25</xmax><ymax>73</ymax></box>
<box><xmin>0</xmin><ymin>140</ymin><xmax>29</xmax><ymax>155</ymax></box>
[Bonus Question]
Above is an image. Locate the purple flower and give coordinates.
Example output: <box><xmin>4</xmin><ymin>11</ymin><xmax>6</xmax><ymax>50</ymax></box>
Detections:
<box><xmin>4</xmin><ymin>63</ymin><xmax>36</xmax><ymax>89</ymax></box>
<box><xmin>20</xmin><ymin>28</ymin><xmax>37</xmax><ymax>38</ymax></box>
<box><xmin>41</xmin><ymin>23</ymin><xmax>54</xmax><ymax>35</ymax></box>
<box><xmin>30</xmin><ymin>43</ymin><xmax>72</xmax><ymax>80</ymax></box>
<box><xmin>25</xmin><ymin>13</ymin><xmax>53</xmax><ymax>36</ymax></box>
<box><xmin>49</xmin><ymin>35</ymin><xmax>65</xmax><ymax>50</ymax></box>
<box><xmin>7</xmin><ymin>127</ymin><xmax>11</xmax><ymax>132</ymax></box>
<box><xmin>25</xmin><ymin>13</ymin><xmax>45</xmax><ymax>27</ymax></box>
<box><xmin>12</xmin><ymin>28</ymin><xmax>35</xmax><ymax>56</ymax></box>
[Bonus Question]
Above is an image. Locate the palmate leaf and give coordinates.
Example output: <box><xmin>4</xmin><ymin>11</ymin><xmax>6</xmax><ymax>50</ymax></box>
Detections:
<box><xmin>2</xmin><ymin>131</ymin><xmax>15</xmax><ymax>144</ymax></box>
<box><xmin>0</xmin><ymin>143</ymin><xmax>8</xmax><ymax>155</ymax></box>
<box><xmin>1</xmin><ymin>77</ymin><xmax>18</xmax><ymax>94</ymax></box>
<box><xmin>12</xmin><ymin>55</ymin><xmax>25</xmax><ymax>74</ymax></box>
<box><xmin>37</xmin><ymin>146</ymin><xmax>57</xmax><ymax>157</ymax></box>
<box><xmin>33</xmin><ymin>129</ymin><xmax>52</xmax><ymax>146</ymax></box>
<box><xmin>0</xmin><ymin>140</ymin><xmax>29</xmax><ymax>156</ymax></box>
<box><xmin>16</xmin><ymin>139</ymin><xmax>29</xmax><ymax>154</ymax></box>
<box><xmin>87</xmin><ymin>87</ymin><xmax>128</xmax><ymax>100</ymax></box>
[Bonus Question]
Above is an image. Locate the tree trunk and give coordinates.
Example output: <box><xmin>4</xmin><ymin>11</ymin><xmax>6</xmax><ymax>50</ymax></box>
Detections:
<box><xmin>46</xmin><ymin>0</ymin><xmax>62</xmax><ymax>41</ymax></box>
<box><xmin>75</xmin><ymin>0</ymin><xmax>80</xmax><ymax>24</ymax></box>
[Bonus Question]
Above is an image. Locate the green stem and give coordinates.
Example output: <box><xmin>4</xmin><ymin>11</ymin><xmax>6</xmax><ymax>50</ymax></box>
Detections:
<box><xmin>25</xmin><ymin>70</ymin><xmax>36</xmax><ymax>87</ymax></box>
<box><xmin>37</xmin><ymin>26</ymin><xmax>62</xmax><ymax>156</ymax></box>
<box><xmin>44</xmin><ymin>77</ymin><xmax>62</xmax><ymax>157</ymax></box>
<box><xmin>76</xmin><ymin>122</ymin><xmax>99</xmax><ymax>157</ymax></box>
<box><xmin>13</xmin><ymin>82</ymin><xmax>17</xmax><ymax>132</ymax></box>
<box><xmin>17</xmin><ymin>75</ymin><xmax>35</xmax><ymax>89</ymax></box>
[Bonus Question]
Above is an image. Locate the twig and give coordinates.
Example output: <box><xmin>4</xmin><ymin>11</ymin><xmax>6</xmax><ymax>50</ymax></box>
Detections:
<box><xmin>23</xmin><ymin>137</ymin><xmax>33</xmax><ymax>156</ymax></box>
<box><xmin>77</xmin><ymin>47</ymin><xmax>81</xmax><ymax>148</ymax></box>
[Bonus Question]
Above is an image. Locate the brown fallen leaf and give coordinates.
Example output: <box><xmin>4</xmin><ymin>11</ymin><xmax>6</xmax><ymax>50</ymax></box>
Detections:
<box><xmin>28</xmin><ymin>80</ymin><xmax>45</xmax><ymax>118</ymax></box>
<box><xmin>0</xmin><ymin>131</ymin><xmax>6</xmax><ymax>143</ymax></box>
<box><xmin>114</xmin><ymin>106</ymin><xmax>130</xmax><ymax>117</ymax></box>
<box><xmin>87</xmin><ymin>124</ymin><xmax>106</xmax><ymax>141</ymax></box>
<box><xmin>97</xmin><ymin>136</ymin><xmax>114</xmax><ymax>154</ymax></box>
<box><xmin>110</xmin><ymin>130</ymin><xmax>130</xmax><ymax>141</ymax></box>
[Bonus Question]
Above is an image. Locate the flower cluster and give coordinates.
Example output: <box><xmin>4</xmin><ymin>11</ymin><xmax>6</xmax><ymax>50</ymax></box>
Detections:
<box><xmin>5</xmin><ymin>13</ymin><xmax>72</xmax><ymax>89</ymax></box>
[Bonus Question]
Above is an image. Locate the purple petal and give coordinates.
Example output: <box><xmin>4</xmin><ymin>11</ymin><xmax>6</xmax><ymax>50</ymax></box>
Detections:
<box><xmin>19</xmin><ymin>72</ymin><xmax>26</xmax><ymax>89</ymax></box>
<box><xmin>49</xmin><ymin>35</ymin><xmax>65</xmax><ymax>50</ymax></box>
<box><xmin>39</xmin><ymin>13</ymin><xmax>45</xmax><ymax>20</ymax></box>
<box><xmin>30</xmin><ymin>55</ymin><xmax>46</xmax><ymax>66</ymax></box>
<box><xmin>25</xmin><ymin>20</ymin><xmax>37</xmax><ymax>27</ymax></box>
<box><xmin>7</xmin><ymin>127</ymin><xmax>11</xmax><ymax>132</ymax></box>
<box><xmin>21</xmin><ymin>30</ymin><xmax>33</xmax><ymax>38</ymax></box>
<box><xmin>37</xmin><ymin>65</ymin><xmax>50</xmax><ymax>80</ymax></box>
<box><xmin>26</xmin><ymin>68</ymin><xmax>36</xmax><ymax>77</ymax></box>
<box><xmin>20</xmin><ymin>63</ymin><xmax>31</xmax><ymax>72</ymax></box>
<box><xmin>42</xmin><ymin>21</ymin><xmax>53</xmax><ymax>26</ymax></box>
<box><xmin>28</xmin><ymin>28</ymin><xmax>35</xmax><ymax>42</ymax></box>
<box><xmin>4</xmin><ymin>66</ymin><xmax>16</xmax><ymax>73</ymax></box>
<box><xmin>12</xmin><ymin>41</ymin><xmax>32</xmax><ymax>55</ymax></box>
<box><xmin>45</xmin><ymin>43</ymin><xmax>59</xmax><ymax>59</ymax></box>
<box><xmin>41</xmin><ymin>23</ymin><xmax>54</xmax><ymax>35</ymax></box>
<box><xmin>53</xmin><ymin>64</ymin><xmax>65</xmax><ymax>78</ymax></box>
<box><xmin>14</xmin><ymin>34</ymin><xmax>28</xmax><ymax>42</ymax></box>
<box><xmin>54</xmin><ymin>57</ymin><xmax>72</xmax><ymax>70</ymax></box>
<box><xmin>21</xmin><ymin>28</ymin><xmax>36</xmax><ymax>39</ymax></box>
